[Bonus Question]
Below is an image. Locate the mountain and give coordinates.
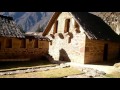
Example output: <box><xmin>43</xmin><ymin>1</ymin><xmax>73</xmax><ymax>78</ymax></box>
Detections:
<box><xmin>0</xmin><ymin>12</ymin><xmax>53</xmax><ymax>32</ymax></box>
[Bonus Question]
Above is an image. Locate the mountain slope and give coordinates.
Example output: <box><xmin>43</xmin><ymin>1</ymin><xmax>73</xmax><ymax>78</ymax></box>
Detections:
<box><xmin>0</xmin><ymin>12</ymin><xmax>53</xmax><ymax>32</ymax></box>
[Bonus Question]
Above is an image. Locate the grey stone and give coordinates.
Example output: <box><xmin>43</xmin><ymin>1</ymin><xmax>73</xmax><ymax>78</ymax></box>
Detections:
<box><xmin>97</xmin><ymin>71</ymin><xmax>106</xmax><ymax>75</ymax></box>
<box><xmin>0</xmin><ymin>73</ymin><xmax>5</xmax><ymax>75</ymax></box>
<box><xmin>114</xmin><ymin>63</ymin><xmax>120</xmax><ymax>68</ymax></box>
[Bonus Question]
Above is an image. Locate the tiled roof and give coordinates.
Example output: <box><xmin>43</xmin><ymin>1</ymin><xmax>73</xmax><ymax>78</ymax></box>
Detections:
<box><xmin>0</xmin><ymin>15</ymin><xmax>25</xmax><ymax>38</ymax></box>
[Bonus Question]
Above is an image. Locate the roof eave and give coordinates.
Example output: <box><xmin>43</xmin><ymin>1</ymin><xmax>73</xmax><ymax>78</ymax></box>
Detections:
<box><xmin>42</xmin><ymin>12</ymin><xmax>62</xmax><ymax>36</ymax></box>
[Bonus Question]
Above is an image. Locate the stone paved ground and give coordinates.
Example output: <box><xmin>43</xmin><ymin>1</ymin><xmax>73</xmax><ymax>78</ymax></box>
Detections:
<box><xmin>0</xmin><ymin>61</ymin><xmax>117</xmax><ymax>78</ymax></box>
<box><xmin>66</xmin><ymin>62</ymin><xmax>117</xmax><ymax>74</ymax></box>
<box><xmin>63</xmin><ymin>65</ymin><xmax>107</xmax><ymax>78</ymax></box>
<box><xmin>63</xmin><ymin>62</ymin><xmax>118</xmax><ymax>78</ymax></box>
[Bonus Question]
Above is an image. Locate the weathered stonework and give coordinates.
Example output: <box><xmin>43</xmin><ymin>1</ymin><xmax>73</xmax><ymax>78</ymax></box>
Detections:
<box><xmin>85</xmin><ymin>38</ymin><xmax>104</xmax><ymax>63</ymax></box>
<box><xmin>47</xmin><ymin>12</ymin><xmax>86</xmax><ymax>63</ymax></box>
<box><xmin>0</xmin><ymin>37</ymin><xmax>49</xmax><ymax>61</ymax></box>
<box><xmin>48</xmin><ymin>33</ymin><xmax>86</xmax><ymax>63</ymax></box>
<box><xmin>85</xmin><ymin>38</ymin><xmax>120</xmax><ymax>64</ymax></box>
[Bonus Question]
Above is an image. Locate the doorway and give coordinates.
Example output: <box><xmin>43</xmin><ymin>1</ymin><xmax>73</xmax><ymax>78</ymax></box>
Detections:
<box><xmin>103</xmin><ymin>44</ymin><xmax>108</xmax><ymax>61</ymax></box>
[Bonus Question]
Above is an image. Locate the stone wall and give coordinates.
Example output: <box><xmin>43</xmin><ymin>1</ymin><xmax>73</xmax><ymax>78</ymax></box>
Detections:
<box><xmin>85</xmin><ymin>38</ymin><xmax>120</xmax><ymax>64</ymax></box>
<box><xmin>48</xmin><ymin>12</ymin><xmax>86</xmax><ymax>63</ymax></box>
<box><xmin>85</xmin><ymin>38</ymin><xmax>105</xmax><ymax>63</ymax></box>
<box><xmin>0</xmin><ymin>37</ymin><xmax>49</xmax><ymax>61</ymax></box>
<box><xmin>49</xmin><ymin>33</ymin><xmax>86</xmax><ymax>63</ymax></box>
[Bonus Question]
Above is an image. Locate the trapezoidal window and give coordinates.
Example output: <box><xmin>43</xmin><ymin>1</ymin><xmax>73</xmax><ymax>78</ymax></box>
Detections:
<box><xmin>53</xmin><ymin>20</ymin><xmax>58</xmax><ymax>34</ymax></box>
<box><xmin>74</xmin><ymin>21</ymin><xmax>80</xmax><ymax>33</ymax></box>
<box><xmin>20</xmin><ymin>39</ymin><xmax>26</xmax><ymax>48</ymax></box>
<box><xmin>34</xmin><ymin>39</ymin><xmax>38</xmax><ymax>48</ymax></box>
<box><xmin>74</xmin><ymin>21</ymin><xmax>79</xmax><ymax>29</ymax></box>
<box><xmin>6</xmin><ymin>39</ymin><xmax>12</xmax><ymax>48</ymax></box>
<box><xmin>64</xmin><ymin>19</ymin><xmax>70</xmax><ymax>33</ymax></box>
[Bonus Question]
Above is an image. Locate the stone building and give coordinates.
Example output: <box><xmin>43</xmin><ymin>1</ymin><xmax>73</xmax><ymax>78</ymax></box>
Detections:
<box><xmin>43</xmin><ymin>12</ymin><xmax>120</xmax><ymax>64</ymax></box>
<box><xmin>0</xmin><ymin>15</ymin><xmax>49</xmax><ymax>61</ymax></box>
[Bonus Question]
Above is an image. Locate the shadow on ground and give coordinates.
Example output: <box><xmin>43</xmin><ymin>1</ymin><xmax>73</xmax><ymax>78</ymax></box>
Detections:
<box><xmin>91</xmin><ymin>60</ymin><xmax>120</xmax><ymax>66</ymax></box>
<box><xmin>0</xmin><ymin>58</ymin><xmax>53</xmax><ymax>70</ymax></box>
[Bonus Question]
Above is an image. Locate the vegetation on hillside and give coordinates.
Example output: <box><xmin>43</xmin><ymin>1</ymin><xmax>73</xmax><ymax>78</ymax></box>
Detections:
<box><xmin>36</xmin><ymin>23</ymin><xmax>47</xmax><ymax>32</ymax></box>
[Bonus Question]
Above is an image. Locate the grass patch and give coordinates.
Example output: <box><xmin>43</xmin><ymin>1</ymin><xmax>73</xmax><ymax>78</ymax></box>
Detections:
<box><xmin>0</xmin><ymin>67</ymin><xmax>81</xmax><ymax>78</ymax></box>
<box><xmin>0</xmin><ymin>60</ymin><xmax>57</xmax><ymax>71</ymax></box>
<box><xmin>105</xmin><ymin>71</ymin><xmax>120</xmax><ymax>78</ymax></box>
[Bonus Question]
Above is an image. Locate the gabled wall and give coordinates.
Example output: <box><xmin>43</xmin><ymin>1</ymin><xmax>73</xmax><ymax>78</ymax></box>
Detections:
<box><xmin>47</xmin><ymin>12</ymin><xmax>86</xmax><ymax>63</ymax></box>
<box><xmin>48</xmin><ymin>12</ymin><xmax>72</xmax><ymax>34</ymax></box>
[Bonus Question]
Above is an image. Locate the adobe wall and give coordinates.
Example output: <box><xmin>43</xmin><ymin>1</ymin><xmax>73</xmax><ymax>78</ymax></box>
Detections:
<box><xmin>107</xmin><ymin>41</ymin><xmax>120</xmax><ymax>60</ymax></box>
<box><xmin>48</xmin><ymin>12</ymin><xmax>86</xmax><ymax>63</ymax></box>
<box><xmin>85</xmin><ymin>38</ymin><xmax>105</xmax><ymax>63</ymax></box>
<box><xmin>0</xmin><ymin>37</ymin><xmax>49</xmax><ymax>61</ymax></box>
<box><xmin>85</xmin><ymin>38</ymin><xmax>120</xmax><ymax>64</ymax></box>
